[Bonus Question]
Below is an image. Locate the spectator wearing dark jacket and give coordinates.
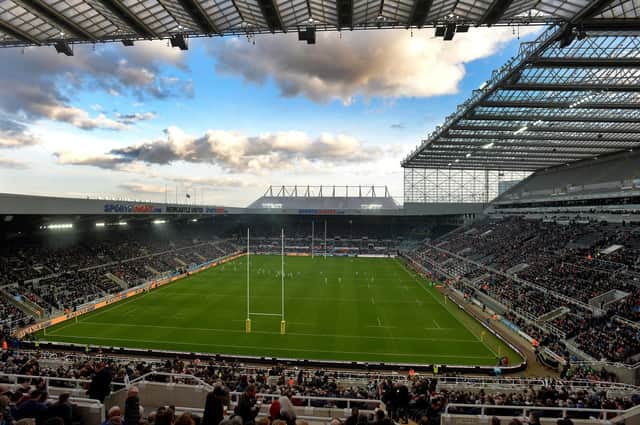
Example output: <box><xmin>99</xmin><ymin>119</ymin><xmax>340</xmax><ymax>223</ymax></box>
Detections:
<box><xmin>202</xmin><ymin>385</ymin><xmax>229</xmax><ymax>425</ymax></box>
<box><xmin>46</xmin><ymin>393</ymin><xmax>73</xmax><ymax>425</ymax></box>
<box><xmin>88</xmin><ymin>363</ymin><xmax>112</xmax><ymax>402</ymax></box>
<box><xmin>15</xmin><ymin>390</ymin><xmax>48</xmax><ymax>425</ymax></box>
<box><xmin>124</xmin><ymin>387</ymin><xmax>141</xmax><ymax>425</ymax></box>
<box><xmin>235</xmin><ymin>384</ymin><xmax>258</xmax><ymax>425</ymax></box>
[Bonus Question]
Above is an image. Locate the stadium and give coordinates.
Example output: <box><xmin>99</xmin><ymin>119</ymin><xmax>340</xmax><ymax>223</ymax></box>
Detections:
<box><xmin>1</xmin><ymin>2</ymin><xmax>640</xmax><ymax>425</ymax></box>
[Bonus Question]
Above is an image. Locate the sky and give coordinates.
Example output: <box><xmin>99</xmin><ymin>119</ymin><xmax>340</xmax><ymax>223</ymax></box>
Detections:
<box><xmin>0</xmin><ymin>26</ymin><xmax>540</xmax><ymax>207</ymax></box>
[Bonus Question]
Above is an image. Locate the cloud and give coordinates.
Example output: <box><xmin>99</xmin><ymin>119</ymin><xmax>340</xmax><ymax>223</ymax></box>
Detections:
<box><xmin>208</xmin><ymin>27</ymin><xmax>537</xmax><ymax>103</ymax></box>
<box><xmin>55</xmin><ymin>152</ymin><xmax>127</xmax><ymax>169</ymax></box>
<box><xmin>0</xmin><ymin>42</ymin><xmax>189</xmax><ymax>131</ymax></box>
<box><xmin>118</xmin><ymin>182</ymin><xmax>167</xmax><ymax>194</ymax></box>
<box><xmin>55</xmin><ymin>126</ymin><xmax>384</xmax><ymax>173</ymax></box>
<box><xmin>114</xmin><ymin>112</ymin><xmax>156</xmax><ymax>125</ymax></box>
<box><xmin>0</xmin><ymin>157</ymin><xmax>29</xmax><ymax>169</ymax></box>
<box><xmin>0</xmin><ymin>117</ymin><xmax>40</xmax><ymax>148</ymax></box>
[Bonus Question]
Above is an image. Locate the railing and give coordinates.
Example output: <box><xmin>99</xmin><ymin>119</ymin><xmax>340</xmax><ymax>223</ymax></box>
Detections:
<box><xmin>436</xmin><ymin>376</ymin><xmax>640</xmax><ymax>394</ymax></box>
<box><xmin>0</xmin><ymin>372</ymin><xmax>127</xmax><ymax>392</ymax></box>
<box><xmin>443</xmin><ymin>403</ymin><xmax>626</xmax><ymax>420</ymax></box>
<box><xmin>128</xmin><ymin>372</ymin><xmax>381</xmax><ymax>409</ymax></box>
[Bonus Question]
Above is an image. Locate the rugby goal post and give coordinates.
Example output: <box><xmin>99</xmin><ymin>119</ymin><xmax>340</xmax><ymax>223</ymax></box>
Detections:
<box><xmin>245</xmin><ymin>227</ymin><xmax>286</xmax><ymax>334</ymax></box>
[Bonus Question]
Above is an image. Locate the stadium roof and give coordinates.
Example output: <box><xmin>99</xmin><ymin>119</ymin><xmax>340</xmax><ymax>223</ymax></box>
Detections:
<box><xmin>402</xmin><ymin>18</ymin><xmax>640</xmax><ymax>172</ymax></box>
<box><xmin>247</xmin><ymin>185</ymin><xmax>400</xmax><ymax>209</ymax></box>
<box><xmin>0</xmin><ymin>0</ymin><xmax>637</xmax><ymax>48</ymax></box>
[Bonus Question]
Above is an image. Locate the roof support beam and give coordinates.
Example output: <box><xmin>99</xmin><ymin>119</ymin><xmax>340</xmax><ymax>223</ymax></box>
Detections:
<box><xmin>477</xmin><ymin>0</ymin><xmax>513</xmax><ymax>26</ymax></box>
<box><xmin>97</xmin><ymin>0</ymin><xmax>158</xmax><ymax>38</ymax></box>
<box><xmin>582</xmin><ymin>19</ymin><xmax>640</xmax><ymax>31</ymax></box>
<box><xmin>527</xmin><ymin>57</ymin><xmax>640</xmax><ymax>68</ymax></box>
<box><xmin>440</xmin><ymin>133</ymin><xmax>637</xmax><ymax>144</ymax></box>
<box><xmin>15</xmin><ymin>0</ymin><xmax>97</xmax><ymax>40</ymax></box>
<box><xmin>406</xmin><ymin>0</ymin><xmax>432</xmax><ymax>28</ymax></box>
<box><xmin>571</xmin><ymin>0</ymin><xmax>614</xmax><ymax>23</ymax></box>
<box><xmin>175</xmin><ymin>0</ymin><xmax>220</xmax><ymax>34</ymax></box>
<box><xmin>405</xmin><ymin>166</ymin><xmax>538</xmax><ymax>172</ymax></box>
<box><xmin>405</xmin><ymin>160</ymin><xmax>552</xmax><ymax>170</ymax></box>
<box><xmin>0</xmin><ymin>20</ymin><xmax>41</xmax><ymax>45</ymax></box>
<box><xmin>417</xmin><ymin>152</ymin><xmax>594</xmax><ymax>161</ymax></box>
<box><xmin>336</xmin><ymin>0</ymin><xmax>353</xmax><ymax>29</ymax></box>
<box><xmin>480</xmin><ymin>100</ymin><xmax>639</xmax><ymax>109</ymax></box>
<box><xmin>466</xmin><ymin>113</ymin><xmax>640</xmax><ymax>124</ymax></box>
<box><xmin>430</xmin><ymin>141</ymin><xmax>636</xmax><ymax>150</ymax></box>
<box><xmin>424</xmin><ymin>149</ymin><xmax>616</xmax><ymax>157</ymax></box>
<box><xmin>256</xmin><ymin>0</ymin><xmax>285</xmax><ymax>32</ymax></box>
<box><xmin>501</xmin><ymin>83</ymin><xmax>640</xmax><ymax>92</ymax></box>
<box><xmin>452</xmin><ymin>124</ymin><xmax>640</xmax><ymax>135</ymax></box>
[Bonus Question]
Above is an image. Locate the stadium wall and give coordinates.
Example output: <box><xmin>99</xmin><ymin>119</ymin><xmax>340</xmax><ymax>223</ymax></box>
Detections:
<box><xmin>0</xmin><ymin>193</ymin><xmax>485</xmax><ymax>217</ymax></box>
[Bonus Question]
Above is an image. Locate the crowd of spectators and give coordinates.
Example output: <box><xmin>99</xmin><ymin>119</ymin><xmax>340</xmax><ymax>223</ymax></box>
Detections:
<box><xmin>250</xmin><ymin>238</ymin><xmax>399</xmax><ymax>257</ymax></box>
<box><xmin>0</xmin><ymin>300</ymin><xmax>32</xmax><ymax>329</ymax></box>
<box><xmin>561</xmin><ymin>365</ymin><xmax>618</xmax><ymax>383</ymax></box>
<box><xmin>2</xmin><ymin>349</ymin><xmax>639</xmax><ymax>425</ymax></box>
<box><xmin>406</xmin><ymin>217</ymin><xmax>640</xmax><ymax>364</ymax></box>
<box><xmin>1</xmin><ymin>239</ymin><xmax>240</xmax><ymax>315</ymax></box>
<box><xmin>574</xmin><ymin>318</ymin><xmax>640</xmax><ymax>364</ymax></box>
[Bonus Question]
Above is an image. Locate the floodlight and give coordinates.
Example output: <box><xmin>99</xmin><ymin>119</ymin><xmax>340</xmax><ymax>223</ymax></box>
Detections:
<box><xmin>443</xmin><ymin>23</ymin><xmax>456</xmax><ymax>40</ymax></box>
<box><xmin>54</xmin><ymin>41</ymin><xmax>73</xmax><ymax>56</ymax></box>
<box><xmin>306</xmin><ymin>26</ymin><xmax>316</xmax><ymax>44</ymax></box>
<box><xmin>170</xmin><ymin>34</ymin><xmax>188</xmax><ymax>50</ymax></box>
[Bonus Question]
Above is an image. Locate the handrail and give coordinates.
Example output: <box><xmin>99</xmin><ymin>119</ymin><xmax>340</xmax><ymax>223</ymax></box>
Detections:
<box><xmin>129</xmin><ymin>372</ymin><xmax>213</xmax><ymax>390</ymax></box>
<box><xmin>435</xmin><ymin>376</ymin><xmax>640</xmax><ymax>393</ymax></box>
<box><xmin>127</xmin><ymin>372</ymin><xmax>381</xmax><ymax>409</ymax></box>
<box><xmin>10</xmin><ymin>359</ymin><xmax>639</xmax><ymax>394</ymax></box>
<box><xmin>443</xmin><ymin>403</ymin><xmax>626</xmax><ymax>419</ymax></box>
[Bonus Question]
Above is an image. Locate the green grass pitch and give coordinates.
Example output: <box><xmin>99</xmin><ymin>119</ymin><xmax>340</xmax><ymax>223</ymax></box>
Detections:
<box><xmin>40</xmin><ymin>256</ymin><xmax>522</xmax><ymax>366</ymax></box>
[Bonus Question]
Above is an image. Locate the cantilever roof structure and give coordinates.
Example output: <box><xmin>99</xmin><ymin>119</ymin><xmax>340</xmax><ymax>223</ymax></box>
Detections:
<box><xmin>402</xmin><ymin>11</ymin><xmax>640</xmax><ymax>172</ymax></box>
<box><xmin>0</xmin><ymin>0</ymin><xmax>638</xmax><ymax>48</ymax></box>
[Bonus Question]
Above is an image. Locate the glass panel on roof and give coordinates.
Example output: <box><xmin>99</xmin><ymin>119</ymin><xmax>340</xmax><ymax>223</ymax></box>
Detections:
<box><xmin>233</xmin><ymin>0</ymin><xmax>268</xmax><ymax>27</ymax></box>
<box><xmin>121</xmin><ymin>0</ymin><xmax>179</xmax><ymax>33</ymax></box>
<box><xmin>381</xmin><ymin>0</ymin><xmax>413</xmax><ymax>23</ymax></box>
<box><xmin>425</xmin><ymin>0</ymin><xmax>457</xmax><ymax>21</ymax></box>
<box><xmin>453</xmin><ymin>0</ymin><xmax>491</xmax><ymax>21</ymax></box>
<box><xmin>199</xmin><ymin>0</ymin><xmax>243</xmax><ymax>31</ymax></box>
<box><xmin>595</xmin><ymin>0</ymin><xmax>640</xmax><ymax>19</ymax></box>
<box><xmin>48</xmin><ymin>0</ymin><xmax>118</xmax><ymax>38</ymax></box>
<box><xmin>352</xmin><ymin>0</ymin><xmax>381</xmax><ymax>26</ymax></box>
<box><xmin>0</xmin><ymin>0</ymin><xmax>60</xmax><ymax>41</ymax></box>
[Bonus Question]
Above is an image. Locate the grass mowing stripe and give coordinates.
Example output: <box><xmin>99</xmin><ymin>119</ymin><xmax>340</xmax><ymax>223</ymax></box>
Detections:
<box><xmin>77</xmin><ymin>320</ymin><xmax>481</xmax><ymax>343</ymax></box>
<box><xmin>45</xmin><ymin>334</ymin><xmax>496</xmax><ymax>360</ymax></box>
